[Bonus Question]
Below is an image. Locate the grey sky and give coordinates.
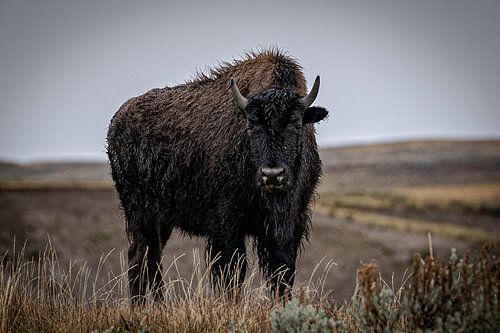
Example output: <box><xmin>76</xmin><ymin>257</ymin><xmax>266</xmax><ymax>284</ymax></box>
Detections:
<box><xmin>1</xmin><ymin>0</ymin><xmax>499</xmax><ymax>161</ymax></box>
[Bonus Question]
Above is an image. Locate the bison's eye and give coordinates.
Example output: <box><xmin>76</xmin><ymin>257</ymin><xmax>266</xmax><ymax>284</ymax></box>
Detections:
<box><xmin>247</xmin><ymin>117</ymin><xmax>259</xmax><ymax>131</ymax></box>
<box><xmin>289</xmin><ymin>116</ymin><xmax>303</xmax><ymax>130</ymax></box>
<box><xmin>247</xmin><ymin>119</ymin><xmax>258</xmax><ymax>131</ymax></box>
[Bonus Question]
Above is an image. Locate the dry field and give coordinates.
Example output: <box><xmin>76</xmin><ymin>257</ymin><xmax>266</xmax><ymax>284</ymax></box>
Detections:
<box><xmin>0</xmin><ymin>140</ymin><xmax>499</xmax><ymax>331</ymax></box>
<box><xmin>1</xmin><ymin>188</ymin><xmax>467</xmax><ymax>304</ymax></box>
<box><xmin>1</xmin><ymin>238</ymin><xmax>497</xmax><ymax>332</ymax></box>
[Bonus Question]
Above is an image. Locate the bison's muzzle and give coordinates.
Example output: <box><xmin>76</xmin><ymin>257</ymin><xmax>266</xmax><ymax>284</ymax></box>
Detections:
<box><xmin>259</xmin><ymin>166</ymin><xmax>288</xmax><ymax>192</ymax></box>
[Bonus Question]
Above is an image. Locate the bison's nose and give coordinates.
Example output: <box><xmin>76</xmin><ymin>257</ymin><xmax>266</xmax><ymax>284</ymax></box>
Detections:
<box><xmin>260</xmin><ymin>167</ymin><xmax>285</xmax><ymax>184</ymax></box>
<box><xmin>261</xmin><ymin>166</ymin><xmax>284</xmax><ymax>178</ymax></box>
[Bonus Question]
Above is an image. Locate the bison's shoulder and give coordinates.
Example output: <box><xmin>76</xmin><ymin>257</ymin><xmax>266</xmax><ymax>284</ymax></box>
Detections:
<box><xmin>112</xmin><ymin>87</ymin><xmax>165</xmax><ymax>123</ymax></box>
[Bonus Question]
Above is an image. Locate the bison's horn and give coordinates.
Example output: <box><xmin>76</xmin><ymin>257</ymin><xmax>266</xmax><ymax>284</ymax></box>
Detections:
<box><xmin>230</xmin><ymin>78</ymin><xmax>248</xmax><ymax>110</ymax></box>
<box><xmin>300</xmin><ymin>75</ymin><xmax>320</xmax><ymax>108</ymax></box>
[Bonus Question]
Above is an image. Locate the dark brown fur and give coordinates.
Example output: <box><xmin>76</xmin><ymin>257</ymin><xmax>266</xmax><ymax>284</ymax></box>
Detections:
<box><xmin>107</xmin><ymin>49</ymin><xmax>328</xmax><ymax>302</ymax></box>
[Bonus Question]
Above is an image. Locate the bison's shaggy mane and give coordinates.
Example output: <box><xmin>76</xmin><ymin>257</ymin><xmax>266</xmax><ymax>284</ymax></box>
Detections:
<box><xmin>186</xmin><ymin>47</ymin><xmax>307</xmax><ymax>94</ymax></box>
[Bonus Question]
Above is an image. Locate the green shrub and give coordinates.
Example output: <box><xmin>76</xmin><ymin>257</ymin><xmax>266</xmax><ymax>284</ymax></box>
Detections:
<box><xmin>270</xmin><ymin>298</ymin><xmax>334</xmax><ymax>333</ymax></box>
<box><xmin>350</xmin><ymin>261</ymin><xmax>403</xmax><ymax>333</ymax></box>
<box><xmin>403</xmin><ymin>246</ymin><xmax>499</xmax><ymax>332</ymax></box>
<box><xmin>351</xmin><ymin>245</ymin><xmax>499</xmax><ymax>333</ymax></box>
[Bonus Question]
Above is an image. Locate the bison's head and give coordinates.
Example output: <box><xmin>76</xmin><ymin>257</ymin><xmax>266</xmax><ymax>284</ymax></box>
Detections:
<box><xmin>230</xmin><ymin>76</ymin><xmax>328</xmax><ymax>193</ymax></box>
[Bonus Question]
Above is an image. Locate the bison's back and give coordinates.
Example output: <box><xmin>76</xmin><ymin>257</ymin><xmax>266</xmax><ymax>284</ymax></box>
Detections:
<box><xmin>111</xmin><ymin>83</ymin><xmax>246</xmax><ymax>166</ymax></box>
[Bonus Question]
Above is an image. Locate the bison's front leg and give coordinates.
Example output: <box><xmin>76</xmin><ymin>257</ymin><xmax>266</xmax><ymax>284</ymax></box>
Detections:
<box><xmin>207</xmin><ymin>235</ymin><xmax>247</xmax><ymax>297</ymax></box>
<box><xmin>257</xmin><ymin>236</ymin><xmax>299</xmax><ymax>299</ymax></box>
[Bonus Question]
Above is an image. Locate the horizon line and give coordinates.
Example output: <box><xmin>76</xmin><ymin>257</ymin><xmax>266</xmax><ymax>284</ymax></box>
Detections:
<box><xmin>1</xmin><ymin>134</ymin><xmax>499</xmax><ymax>164</ymax></box>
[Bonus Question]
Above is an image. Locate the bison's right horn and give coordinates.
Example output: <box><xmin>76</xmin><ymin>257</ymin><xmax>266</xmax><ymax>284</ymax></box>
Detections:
<box><xmin>300</xmin><ymin>75</ymin><xmax>320</xmax><ymax>108</ymax></box>
<box><xmin>230</xmin><ymin>78</ymin><xmax>248</xmax><ymax>110</ymax></box>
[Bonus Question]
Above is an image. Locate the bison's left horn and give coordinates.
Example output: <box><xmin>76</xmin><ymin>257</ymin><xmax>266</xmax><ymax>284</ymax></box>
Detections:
<box><xmin>300</xmin><ymin>75</ymin><xmax>320</xmax><ymax>108</ymax></box>
<box><xmin>230</xmin><ymin>78</ymin><xmax>248</xmax><ymax>110</ymax></box>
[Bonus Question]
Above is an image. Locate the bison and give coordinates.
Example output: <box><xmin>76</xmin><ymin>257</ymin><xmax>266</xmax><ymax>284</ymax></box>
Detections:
<box><xmin>106</xmin><ymin>49</ymin><xmax>329</xmax><ymax>302</ymax></box>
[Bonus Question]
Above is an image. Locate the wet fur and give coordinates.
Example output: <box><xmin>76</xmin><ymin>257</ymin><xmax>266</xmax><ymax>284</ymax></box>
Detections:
<box><xmin>106</xmin><ymin>48</ymin><xmax>325</xmax><ymax>301</ymax></box>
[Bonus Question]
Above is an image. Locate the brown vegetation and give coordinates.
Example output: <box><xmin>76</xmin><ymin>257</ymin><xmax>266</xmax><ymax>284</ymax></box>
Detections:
<box><xmin>0</xmin><ymin>243</ymin><xmax>497</xmax><ymax>332</ymax></box>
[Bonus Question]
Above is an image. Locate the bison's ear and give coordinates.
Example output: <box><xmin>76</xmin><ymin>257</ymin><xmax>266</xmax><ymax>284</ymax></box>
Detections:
<box><xmin>303</xmin><ymin>106</ymin><xmax>328</xmax><ymax>124</ymax></box>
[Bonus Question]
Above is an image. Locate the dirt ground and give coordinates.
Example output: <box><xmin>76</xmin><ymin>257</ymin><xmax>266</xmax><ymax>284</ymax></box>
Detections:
<box><xmin>0</xmin><ymin>188</ymin><xmax>470</xmax><ymax>302</ymax></box>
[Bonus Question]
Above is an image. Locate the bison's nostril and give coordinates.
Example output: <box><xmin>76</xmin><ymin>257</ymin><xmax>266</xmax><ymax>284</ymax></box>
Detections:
<box><xmin>260</xmin><ymin>167</ymin><xmax>285</xmax><ymax>178</ymax></box>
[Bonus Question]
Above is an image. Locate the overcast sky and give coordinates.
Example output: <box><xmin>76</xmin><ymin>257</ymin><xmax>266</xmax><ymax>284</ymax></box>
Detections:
<box><xmin>1</xmin><ymin>0</ymin><xmax>499</xmax><ymax>161</ymax></box>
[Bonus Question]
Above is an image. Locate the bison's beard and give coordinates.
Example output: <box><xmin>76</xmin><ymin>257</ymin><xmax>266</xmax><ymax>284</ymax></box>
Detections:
<box><xmin>261</xmin><ymin>188</ymin><xmax>299</xmax><ymax>246</ymax></box>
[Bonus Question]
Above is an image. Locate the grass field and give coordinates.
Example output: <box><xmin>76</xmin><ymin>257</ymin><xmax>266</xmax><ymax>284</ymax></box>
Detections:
<box><xmin>316</xmin><ymin>187</ymin><xmax>500</xmax><ymax>243</ymax></box>
<box><xmin>0</xmin><ymin>242</ymin><xmax>497</xmax><ymax>332</ymax></box>
<box><xmin>317</xmin><ymin>140</ymin><xmax>500</xmax><ymax>247</ymax></box>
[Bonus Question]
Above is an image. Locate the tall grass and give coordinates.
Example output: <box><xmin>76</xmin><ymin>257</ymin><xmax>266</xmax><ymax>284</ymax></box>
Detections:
<box><xmin>0</xmin><ymin>242</ymin><xmax>336</xmax><ymax>332</ymax></box>
<box><xmin>0</xmin><ymin>241</ymin><xmax>498</xmax><ymax>332</ymax></box>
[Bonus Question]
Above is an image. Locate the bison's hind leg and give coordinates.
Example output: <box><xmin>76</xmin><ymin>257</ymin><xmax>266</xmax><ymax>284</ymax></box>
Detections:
<box><xmin>127</xmin><ymin>223</ymin><xmax>172</xmax><ymax>304</ymax></box>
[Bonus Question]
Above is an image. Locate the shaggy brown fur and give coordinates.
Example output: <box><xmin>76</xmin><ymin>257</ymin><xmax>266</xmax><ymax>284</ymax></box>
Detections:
<box><xmin>107</xmin><ymin>48</ymin><xmax>328</xmax><ymax>302</ymax></box>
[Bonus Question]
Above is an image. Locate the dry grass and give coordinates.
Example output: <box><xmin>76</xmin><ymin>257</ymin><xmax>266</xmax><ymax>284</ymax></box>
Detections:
<box><xmin>392</xmin><ymin>182</ymin><xmax>500</xmax><ymax>204</ymax></box>
<box><xmin>318</xmin><ymin>185</ymin><xmax>500</xmax><ymax>217</ymax></box>
<box><xmin>324</xmin><ymin>207</ymin><xmax>498</xmax><ymax>244</ymax></box>
<box><xmin>1</xmin><ymin>242</ymin><xmax>498</xmax><ymax>332</ymax></box>
<box><xmin>0</xmin><ymin>242</ymin><xmax>337</xmax><ymax>333</ymax></box>
<box><xmin>317</xmin><ymin>186</ymin><xmax>500</xmax><ymax>244</ymax></box>
<box><xmin>1</xmin><ymin>241</ymin><xmax>498</xmax><ymax>332</ymax></box>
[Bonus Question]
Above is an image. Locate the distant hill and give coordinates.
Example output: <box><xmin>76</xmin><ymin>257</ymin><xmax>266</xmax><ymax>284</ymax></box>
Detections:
<box><xmin>1</xmin><ymin>140</ymin><xmax>499</xmax><ymax>191</ymax></box>
<box><xmin>0</xmin><ymin>161</ymin><xmax>111</xmax><ymax>183</ymax></box>
<box><xmin>320</xmin><ymin>139</ymin><xmax>500</xmax><ymax>191</ymax></box>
